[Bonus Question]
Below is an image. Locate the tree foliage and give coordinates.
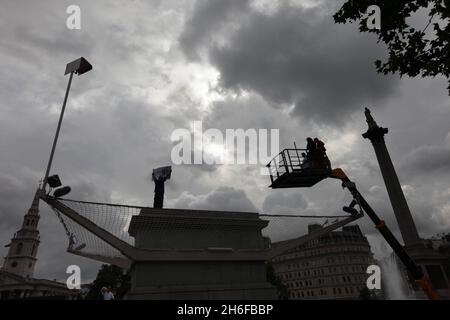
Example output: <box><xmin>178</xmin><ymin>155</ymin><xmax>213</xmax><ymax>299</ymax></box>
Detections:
<box><xmin>85</xmin><ymin>264</ymin><xmax>131</xmax><ymax>300</ymax></box>
<box><xmin>266</xmin><ymin>262</ymin><xmax>289</xmax><ymax>300</ymax></box>
<box><xmin>334</xmin><ymin>0</ymin><xmax>450</xmax><ymax>93</ymax></box>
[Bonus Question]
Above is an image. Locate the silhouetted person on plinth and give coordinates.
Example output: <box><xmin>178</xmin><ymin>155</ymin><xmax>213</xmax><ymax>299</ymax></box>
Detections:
<box><xmin>153</xmin><ymin>175</ymin><xmax>165</xmax><ymax>209</ymax></box>
<box><xmin>152</xmin><ymin>166</ymin><xmax>172</xmax><ymax>209</ymax></box>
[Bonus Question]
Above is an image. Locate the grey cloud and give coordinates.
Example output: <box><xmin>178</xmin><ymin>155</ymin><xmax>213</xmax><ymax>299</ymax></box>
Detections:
<box><xmin>179</xmin><ymin>0</ymin><xmax>250</xmax><ymax>60</ymax></box>
<box><xmin>262</xmin><ymin>190</ymin><xmax>308</xmax><ymax>214</ymax></box>
<box><xmin>0</xmin><ymin>174</ymin><xmax>37</xmax><ymax>232</ymax></box>
<box><xmin>173</xmin><ymin>186</ymin><xmax>258</xmax><ymax>212</ymax></box>
<box><xmin>181</xmin><ymin>2</ymin><xmax>399</xmax><ymax>124</ymax></box>
<box><xmin>400</xmin><ymin>144</ymin><xmax>450</xmax><ymax>176</ymax></box>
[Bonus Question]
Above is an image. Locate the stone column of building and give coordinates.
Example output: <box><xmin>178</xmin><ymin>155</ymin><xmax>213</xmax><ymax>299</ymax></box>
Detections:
<box><xmin>362</xmin><ymin>108</ymin><xmax>421</xmax><ymax>246</ymax></box>
<box><xmin>2</xmin><ymin>189</ymin><xmax>41</xmax><ymax>278</ymax></box>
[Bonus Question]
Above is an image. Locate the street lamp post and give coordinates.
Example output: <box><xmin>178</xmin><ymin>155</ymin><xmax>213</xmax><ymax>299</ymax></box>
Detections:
<box><xmin>41</xmin><ymin>57</ymin><xmax>92</xmax><ymax>192</ymax></box>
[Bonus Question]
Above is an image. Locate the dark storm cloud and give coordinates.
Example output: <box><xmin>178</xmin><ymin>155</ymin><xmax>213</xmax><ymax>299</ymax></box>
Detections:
<box><xmin>0</xmin><ymin>174</ymin><xmax>37</xmax><ymax>233</ymax></box>
<box><xmin>400</xmin><ymin>144</ymin><xmax>450</xmax><ymax>176</ymax></box>
<box><xmin>180</xmin><ymin>1</ymin><xmax>399</xmax><ymax>124</ymax></box>
<box><xmin>179</xmin><ymin>0</ymin><xmax>250</xmax><ymax>60</ymax></box>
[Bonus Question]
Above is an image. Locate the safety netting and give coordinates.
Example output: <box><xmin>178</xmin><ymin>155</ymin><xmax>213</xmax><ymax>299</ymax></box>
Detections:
<box><xmin>44</xmin><ymin>197</ymin><xmax>354</xmax><ymax>266</ymax></box>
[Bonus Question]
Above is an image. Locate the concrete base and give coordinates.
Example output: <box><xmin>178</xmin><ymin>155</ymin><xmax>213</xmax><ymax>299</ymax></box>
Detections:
<box><xmin>126</xmin><ymin>281</ymin><xmax>276</xmax><ymax>300</ymax></box>
<box><xmin>126</xmin><ymin>261</ymin><xmax>277</xmax><ymax>300</ymax></box>
<box><xmin>126</xmin><ymin>285</ymin><xmax>276</xmax><ymax>300</ymax></box>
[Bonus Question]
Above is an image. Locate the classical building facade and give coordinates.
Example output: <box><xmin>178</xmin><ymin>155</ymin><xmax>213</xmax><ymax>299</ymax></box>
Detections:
<box><xmin>0</xmin><ymin>270</ymin><xmax>78</xmax><ymax>300</ymax></box>
<box><xmin>0</xmin><ymin>189</ymin><xmax>78</xmax><ymax>300</ymax></box>
<box><xmin>271</xmin><ymin>224</ymin><xmax>374</xmax><ymax>300</ymax></box>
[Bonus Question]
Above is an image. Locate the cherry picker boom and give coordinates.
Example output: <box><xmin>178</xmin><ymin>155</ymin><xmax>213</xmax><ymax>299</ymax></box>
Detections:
<box><xmin>266</xmin><ymin>148</ymin><xmax>438</xmax><ymax>300</ymax></box>
<box><xmin>329</xmin><ymin>168</ymin><xmax>437</xmax><ymax>300</ymax></box>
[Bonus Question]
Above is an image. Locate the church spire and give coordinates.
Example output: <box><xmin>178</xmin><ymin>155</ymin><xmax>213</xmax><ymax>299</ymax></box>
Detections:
<box><xmin>27</xmin><ymin>188</ymin><xmax>41</xmax><ymax>216</ymax></box>
<box><xmin>2</xmin><ymin>188</ymin><xmax>41</xmax><ymax>278</ymax></box>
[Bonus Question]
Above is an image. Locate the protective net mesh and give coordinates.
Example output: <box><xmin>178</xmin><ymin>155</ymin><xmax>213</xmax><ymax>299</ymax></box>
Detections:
<box><xmin>45</xmin><ymin>198</ymin><xmax>353</xmax><ymax>265</ymax></box>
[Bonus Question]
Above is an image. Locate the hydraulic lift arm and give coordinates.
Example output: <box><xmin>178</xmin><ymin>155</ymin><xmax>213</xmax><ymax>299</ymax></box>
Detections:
<box><xmin>330</xmin><ymin>168</ymin><xmax>438</xmax><ymax>300</ymax></box>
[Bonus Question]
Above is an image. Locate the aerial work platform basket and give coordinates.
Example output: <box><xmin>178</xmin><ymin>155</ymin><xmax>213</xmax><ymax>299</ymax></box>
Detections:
<box><xmin>267</xmin><ymin>148</ymin><xmax>331</xmax><ymax>188</ymax></box>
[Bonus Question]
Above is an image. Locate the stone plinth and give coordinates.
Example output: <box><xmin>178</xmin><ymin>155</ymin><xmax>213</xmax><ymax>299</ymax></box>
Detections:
<box><xmin>125</xmin><ymin>208</ymin><xmax>277</xmax><ymax>300</ymax></box>
<box><xmin>404</xmin><ymin>242</ymin><xmax>450</xmax><ymax>299</ymax></box>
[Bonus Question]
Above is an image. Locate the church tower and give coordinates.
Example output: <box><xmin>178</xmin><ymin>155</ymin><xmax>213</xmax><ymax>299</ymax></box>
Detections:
<box><xmin>2</xmin><ymin>189</ymin><xmax>41</xmax><ymax>278</ymax></box>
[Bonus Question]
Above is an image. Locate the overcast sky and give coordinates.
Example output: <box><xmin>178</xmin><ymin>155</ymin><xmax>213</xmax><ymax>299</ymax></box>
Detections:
<box><xmin>1</xmin><ymin>0</ymin><xmax>449</xmax><ymax>283</ymax></box>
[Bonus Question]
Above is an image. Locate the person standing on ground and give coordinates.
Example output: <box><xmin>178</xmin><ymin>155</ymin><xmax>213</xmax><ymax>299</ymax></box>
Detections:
<box><xmin>101</xmin><ymin>286</ymin><xmax>115</xmax><ymax>300</ymax></box>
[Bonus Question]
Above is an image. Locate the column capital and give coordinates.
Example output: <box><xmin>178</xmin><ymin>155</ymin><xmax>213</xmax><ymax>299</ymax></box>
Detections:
<box><xmin>362</xmin><ymin>107</ymin><xmax>388</xmax><ymax>142</ymax></box>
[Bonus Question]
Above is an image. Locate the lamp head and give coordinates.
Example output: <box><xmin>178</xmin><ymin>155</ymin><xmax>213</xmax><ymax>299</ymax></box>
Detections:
<box><xmin>152</xmin><ymin>166</ymin><xmax>172</xmax><ymax>182</ymax></box>
<box><xmin>64</xmin><ymin>57</ymin><xmax>92</xmax><ymax>75</ymax></box>
<box><xmin>53</xmin><ymin>186</ymin><xmax>71</xmax><ymax>198</ymax></box>
<box><xmin>46</xmin><ymin>174</ymin><xmax>62</xmax><ymax>188</ymax></box>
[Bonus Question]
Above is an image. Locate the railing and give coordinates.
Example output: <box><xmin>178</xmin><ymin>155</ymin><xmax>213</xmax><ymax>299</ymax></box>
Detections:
<box><xmin>267</xmin><ymin>149</ymin><xmax>308</xmax><ymax>184</ymax></box>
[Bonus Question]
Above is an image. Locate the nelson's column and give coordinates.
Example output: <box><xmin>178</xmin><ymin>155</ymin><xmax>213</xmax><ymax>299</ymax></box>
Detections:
<box><xmin>362</xmin><ymin>108</ymin><xmax>449</xmax><ymax>299</ymax></box>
